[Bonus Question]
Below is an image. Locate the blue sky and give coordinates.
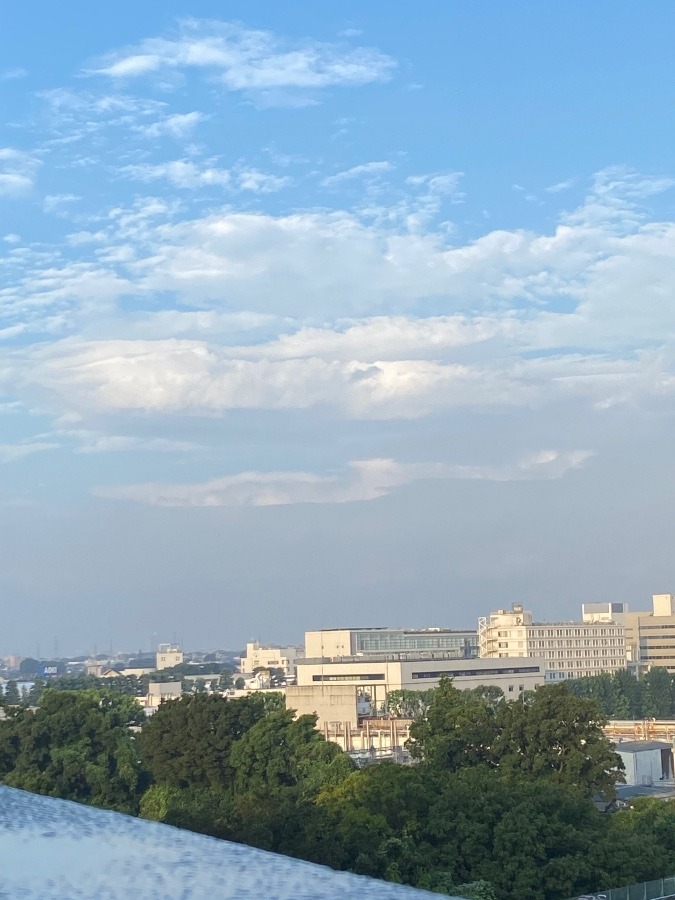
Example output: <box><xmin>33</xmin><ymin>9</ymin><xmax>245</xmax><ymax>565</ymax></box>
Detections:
<box><xmin>1</xmin><ymin>3</ymin><xmax>675</xmax><ymax>655</ymax></box>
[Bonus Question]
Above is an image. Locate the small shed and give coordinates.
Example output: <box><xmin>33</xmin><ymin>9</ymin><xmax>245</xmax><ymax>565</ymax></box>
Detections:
<box><xmin>614</xmin><ymin>740</ymin><xmax>673</xmax><ymax>786</ymax></box>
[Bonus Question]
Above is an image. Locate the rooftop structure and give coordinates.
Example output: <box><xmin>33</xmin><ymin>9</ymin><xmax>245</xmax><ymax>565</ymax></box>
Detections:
<box><xmin>304</xmin><ymin>627</ymin><xmax>478</xmax><ymax>660</ymax></box>
<box><xmin>582</xmin><ymin>602</ymin><xmax>628</xmax><ymax>624</ymax></box>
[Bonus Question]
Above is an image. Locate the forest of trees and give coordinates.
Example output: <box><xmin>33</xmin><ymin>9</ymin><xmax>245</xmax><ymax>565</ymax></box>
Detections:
<box><xmin>568</xmin><ymin>667</ymin><xmax>675</xmax><ymax>719</ymax></box>
<box><xmin>1</xmin><ymin>678</ymin><xmax>675</xmax><ymax>900</ymax></box>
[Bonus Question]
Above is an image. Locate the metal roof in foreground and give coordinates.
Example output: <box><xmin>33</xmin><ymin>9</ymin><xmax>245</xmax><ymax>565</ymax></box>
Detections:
<box><xmin>0</xmin><ymin>786</ymin><xmax>455</xmax><ymax>899</ymax></box>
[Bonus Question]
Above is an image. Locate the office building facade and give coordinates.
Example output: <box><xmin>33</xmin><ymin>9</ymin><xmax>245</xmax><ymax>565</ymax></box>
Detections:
<box><xmin>478</xmin><ymin>603</ymin><xmax>626</xmax><ymax>680</ymax></box>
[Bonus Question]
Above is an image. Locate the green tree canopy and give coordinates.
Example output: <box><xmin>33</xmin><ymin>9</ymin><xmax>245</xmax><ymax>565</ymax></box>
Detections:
<box><xmin>407</xmin><ymin>677</ymin><xmax>500</xmax><ymax>771</ymax></box>
<box><xmin>138</xmin><ymin>692</ymin><xmax>275</xmax><ymax>791</ymax></box>
<box><xmin>230</xmin><ymin>709</ymin><xmax>353</xmax><ymax>797</ymax></box>
<box><xmin>496</xmin><ymin>684</ymin><xmax>624</xmax><ymax>799</ymax></box>
<box><xmin>0</xmin><ymin>689</ymin><xmax>146</xmax><ymax>813</ymax></box>
<box><xmin>3</xmin><ymin>680</ymin><xmax>20</xmax><ymax>706</ymax></box>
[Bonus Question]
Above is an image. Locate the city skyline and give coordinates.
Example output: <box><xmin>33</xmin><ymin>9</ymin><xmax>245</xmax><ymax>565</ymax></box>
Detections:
<box><xmin>2</xmin><ymin>2</ymin><xmax>675</xmax><ymax>653</ymax></box>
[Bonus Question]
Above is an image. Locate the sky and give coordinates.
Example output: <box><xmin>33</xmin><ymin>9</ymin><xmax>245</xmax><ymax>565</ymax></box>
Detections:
<box><xmin>1</xmin><ymin>2</ymin><xmax>675</xmax><ymax>656</ymax></box>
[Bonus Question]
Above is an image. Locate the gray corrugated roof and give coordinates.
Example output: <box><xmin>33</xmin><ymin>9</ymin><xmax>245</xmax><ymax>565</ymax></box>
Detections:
<box><xmin>614</xmin><ymin>740</ymin><xmax>673</xmax><ymax>752</ymax></box>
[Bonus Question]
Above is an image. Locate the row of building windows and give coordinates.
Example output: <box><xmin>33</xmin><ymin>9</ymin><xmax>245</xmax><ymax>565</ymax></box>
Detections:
<box><xmin>411</xmin><ymin>665</ymin><xmax>541</xmax><ymax>679</ymax></box>
<box><xmin>355</xmin><ymin>632</ymin><xmax>478</xmax><ymax>653</ymax></box>
<box><xmin>312</xmin><ymin>674</ymin><xmax>385</xmax><ymax>682</ymax></box>
<box><xmin>496</xmin><ymin>628</ymin><xmax>621</xmax><ymax>638</ymax></box>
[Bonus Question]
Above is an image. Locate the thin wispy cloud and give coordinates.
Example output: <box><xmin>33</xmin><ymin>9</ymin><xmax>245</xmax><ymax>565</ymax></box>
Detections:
<box><xmin>321</xmin><ymin>160</ymin><xmax>393</xmax><ymax>186</ymax></box>
<box><xmin>0</xmin><ymin>441</ymin><xmax>59</xmax><ymax>463</ymax></box>
<box><xmin>90</xmin><ymin>20</ymin><xmax>397</xmax><ymax>105</ymax></box>
<box><xmin>94</xmin><ymin>451</ymin><xmax>591</xmax><ymax>508</ymax></box>
<box><xmin>1</xmin><ymin>68</ymin><xmax>28</xmax><ymax>80</ymax></box>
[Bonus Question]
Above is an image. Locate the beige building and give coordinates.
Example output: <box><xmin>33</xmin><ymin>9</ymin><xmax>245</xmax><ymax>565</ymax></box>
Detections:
<box><xmin>478</xmin><ymin>603</ymin><xmax>625</xmax><ymax>681</ymax></box>
<box><xmin>292</xmin><ymin>655</ymin><xmax>545</xmax><ymax>727</ymax></box>
<box><xmin>622</xmin><ymin>594</ymin><xmax>675</xmax><ymax>673</ymax></box>
<box><xmin>144</xmin><ymin>681</ymin><xmax>182</xmax><ymax>714</ymax></box>
<box><xmin>304</xmin><ymin>627</ymin><xmax>478</xmax><ymax>660</ymax></box>
<box><xmin>156</xmin><ymin>644</ymin><xmax>183</xmax><ymax>670</ymax></box>
<box><xmin>240</xmin><ymin>641</ymin><xmax>301</xmax><ymax>678</ymax></box>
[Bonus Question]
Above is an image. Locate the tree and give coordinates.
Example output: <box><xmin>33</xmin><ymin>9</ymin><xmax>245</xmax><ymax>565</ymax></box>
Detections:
<box><xmin>26</xmin><ymin>678</ymin><xmax>46</xmax><ymax>707</ymax></box>
<box><xmin>0</xmin><ymin>690</ymin><xmax>146</xmax><ymax>813</ymax></box>
<box><xmin>230</xmin><ymin>710</ymin><xmax>353</xmax><ymax>798</ymax></box>
<box><xmin>3</xmin><ymin>681</ymin><xmax>20</xmax><ymax>706</ymax></box>
<box><xmin>139</xmin><ymin>693</ymin><xmax>272</xmax><ymax>791</ymax></box>
<box><xmin>496</xmin><ymin>683</ymin><xmax>624</xmax><ymax>799</ymax></box>
<box><xmin>385</xmin><ymin>689</ymin><xmax>434</xmax><ymax>719</ymax></box>
<box><xmin>642</xmin><ymin>667</ymin><xmax>673</xmax><ymax>718</ymax></box>
<box><xmin>407</xmin><ymin>678</ymin><xmax>499</xmax><ymax>770</ymax></box>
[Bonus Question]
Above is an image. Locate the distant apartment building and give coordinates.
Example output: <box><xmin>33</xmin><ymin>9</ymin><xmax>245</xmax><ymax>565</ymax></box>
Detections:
<box><xmin>304</xmin><ymin>627</ymin><xmax>478</xmax><ymax>660</ymax></box>
<box><xmin>240</xmin><ymin>641</ymin><xmax>301</xmax><ymax>678</ymax></box>
<box><xmin>621</xmin><ymin>594</ymin><xmax>675</xmax><ymax>673</ymax></box>
<box><xmin>478</xmin><ymin>603</ymin><xmax>626</xmax><ymax>681</ymax></box>
<box><xmin>156</xmin><ymin>644</ymin><xmax>183</xmax><ymax>671</ymax></box>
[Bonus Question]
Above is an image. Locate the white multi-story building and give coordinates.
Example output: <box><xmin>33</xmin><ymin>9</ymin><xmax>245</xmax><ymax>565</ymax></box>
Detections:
<box><xmin>240</xmin><ymin>641</ymin><xmax>301</xmax><ymax>678</ymax></box>
<box><xmin>478</xmin><ymin>603</ymin><xmax>625</xmax><ymax>681</ymax></box>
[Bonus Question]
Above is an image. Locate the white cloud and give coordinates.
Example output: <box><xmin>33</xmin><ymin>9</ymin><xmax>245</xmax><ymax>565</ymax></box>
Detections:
<box><xmin>321</xmin><ymin>160</ymin><xmax>393</xmax><ymax>187</ymax></box>
<box><xmin>93</xmin><ymin>450</ymin><xmax>590</xmax><ymax>507</ymax></box>
<box><xmin>43</xmin><ymin>194</ymin><xmax>80</xmax><ymax>214</ymax></box>
<box><xmin>92</xmin><ymin>20</ymin><xmax>396</xmax><ymax>103</ymax></box>
<box><xmin>120</xmin><ymin>159</ymin><xmax>232</xmax><ymax>189</ymax></box>
<box><xmin>546</xmin><ymin>179</ymin><xmax>574</xmax><ymax>193</ymax></box>
<box><xmin>235</xmin><ymin>168</ymin><xmax>290</xmax><ymax>193</ymax></box>
<box><xmin>140</xmin><ymin>111</ymin><xmax>204</xmax><ymax>139</ymax></box>
<box><xmin>0</xmin><ymin>441</ymin><xmax>59</xmax><ymax>463</ymax></box>
<box><xmin>120</xmin><ymin>160</ymin><xmax>289</xmax><ymax>193</ymax></box>
<box><xmin>61</xmin><ymin>430</ymin><xmax>200</xmax><ymax>454</ymax></box>
<box><xmin>0</xmin><ymin>148</ymin><xmax>40</xmax><ymax>195</ymax></box>
<box><xmin>3</xmin><ymin>166</ymin><xmax>675</xmax><ymax>427</ymax></box>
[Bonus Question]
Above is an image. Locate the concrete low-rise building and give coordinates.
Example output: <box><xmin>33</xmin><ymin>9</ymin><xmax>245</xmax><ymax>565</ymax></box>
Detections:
<box><xmin>290</xmin><ymin>655</ymin><xmax>545</xmax><ymax>728</ymax></box>
<box><xmin>614</xmin><ymin>740</ymin><xmax>673</xmax><ymax>786</ymax></box>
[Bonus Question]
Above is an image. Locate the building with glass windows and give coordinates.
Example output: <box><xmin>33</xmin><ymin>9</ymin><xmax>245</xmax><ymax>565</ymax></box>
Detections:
<box><xmin>304</xmin><ymin>627</ymin><xmax>478</xmax><ymax>660</ymax></box>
